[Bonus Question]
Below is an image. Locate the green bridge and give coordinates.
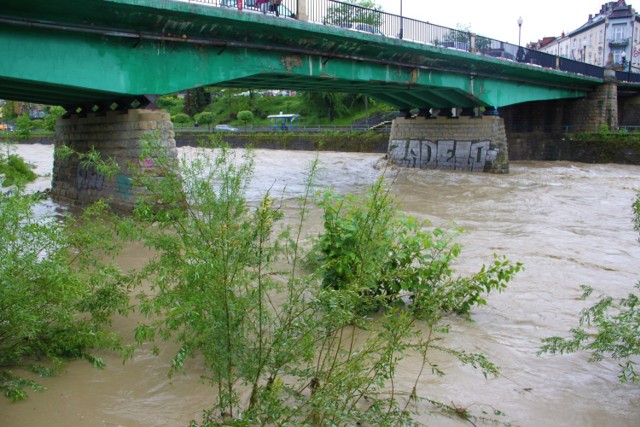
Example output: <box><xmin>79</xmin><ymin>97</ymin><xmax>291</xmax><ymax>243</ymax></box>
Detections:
<box><xmin>1</xmin><ymin>0</ymin><xmax>632</xmax><ymax>209</ymax></box>
<box><xmin>1</xmin><ymin>0</ymin><xmax>604</xmax><ymax>110</ymax></box>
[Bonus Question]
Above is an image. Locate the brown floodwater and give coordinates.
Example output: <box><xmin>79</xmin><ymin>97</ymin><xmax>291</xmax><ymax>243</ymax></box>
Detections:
<box><xmin>2</xmin><ymin>144</ymin><xmax>640</xmax><ymax>426</ymax></box>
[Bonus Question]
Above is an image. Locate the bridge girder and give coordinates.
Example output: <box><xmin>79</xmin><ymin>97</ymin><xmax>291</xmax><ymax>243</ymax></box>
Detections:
<box><xmin>0</xmin><ymin>0</ymin><xmax>597</xmax><ymax>109</ymax></box>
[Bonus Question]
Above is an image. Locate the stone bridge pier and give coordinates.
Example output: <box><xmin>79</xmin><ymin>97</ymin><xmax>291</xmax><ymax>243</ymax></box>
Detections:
<box><xmin>51</xmin><ymin>109</ymin><xmax>176</xmax><ymax>211</ymax></box>
<box><xmin>387</xmin><ymin>115</ymin><xmax>509</xmax><ymax>173</ymax></box>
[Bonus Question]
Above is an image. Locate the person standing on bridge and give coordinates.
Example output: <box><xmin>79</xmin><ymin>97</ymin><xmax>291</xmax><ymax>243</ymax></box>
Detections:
<box><xmin>256</xmin><ymin>0</ymin><xmax>269</xmax><ymax>14</ymax></box>
<box><xmin>270</xmin><ymin>0</ymin><xmax>282</xmax><ymax>16</ymax></box>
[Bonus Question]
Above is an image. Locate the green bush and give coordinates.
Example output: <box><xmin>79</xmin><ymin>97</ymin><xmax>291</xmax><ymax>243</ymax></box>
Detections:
<box><xmin>0</xmin><ymin>195</ymin><xmax>132</xmax><ymax>400</ymax></box>
<box><xmin>15</xmin><ymin>114</ymin><xmax>33</xmax><ymax>139</ymax></box>
<box><xmin>194</xmin><ymin>111</ymin><xmax>213</xmax><ymax>129</ymax></box>
<box><xmin>237</xmin><ymin>110</ymin><xmax>254</xmax><ymax>127</ymax></box>
<box><xmin>44</xmin><ymin>106</ymin><xmax>65</xmax><ymax>132</ymax></box>
<box><xmin>156</xmin><ymin>95</ymin><xmax>185</xmax><ymax>116</ymax></box>
<box><xmin>131</xmin><ymin>137</ymin><xmax>522</xmax><ymax>425</ymax></box>
<box><xmin>0</xmin><ymin>153</ymin><xmax>37</xmax><ymax>187</ymax></box>
<box><xmin>172</xmin><ymin>113</ymin><xmax>191</xmax><ymax>127</ymax></box>
<box><xmin>313</xmin><ymin>177</ymin><xmax>522</xmax><ymax>318</ymax></box>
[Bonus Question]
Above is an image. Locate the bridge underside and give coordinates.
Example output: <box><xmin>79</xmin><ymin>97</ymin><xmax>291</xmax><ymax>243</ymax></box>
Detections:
<box><xmin>1</xmin><ymin>0</ymin><xmax>598</xmax><ymax>111</ymax></box>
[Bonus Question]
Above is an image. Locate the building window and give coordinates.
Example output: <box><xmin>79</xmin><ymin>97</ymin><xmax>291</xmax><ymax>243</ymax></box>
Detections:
<box><xmin>613</xmin><ymin>49</ymin><xmax>625</xmax><ymax>64</ymax></box>
<box><xmin>613</xmin><ymin>24</ymin><xmax>626</xmax><ymax>40</ymax></box>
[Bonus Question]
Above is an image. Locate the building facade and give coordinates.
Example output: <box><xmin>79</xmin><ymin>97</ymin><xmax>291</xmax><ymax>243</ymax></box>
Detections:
<box><xmin>538</xmin><ymin>0</ymin><xmax>640</xmax><ymax>71</ymax></box>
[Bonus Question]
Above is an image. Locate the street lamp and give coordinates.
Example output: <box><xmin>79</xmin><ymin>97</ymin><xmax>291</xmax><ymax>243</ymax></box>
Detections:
<box><xmin>399</xmin><ymin>0</ymin><xmax>403</xmax><ymax>40</ymax></box>
<box><xmin>517</xmin><ymin>16</ymin><xmax>523</xmax><ymax>46</ymax></box>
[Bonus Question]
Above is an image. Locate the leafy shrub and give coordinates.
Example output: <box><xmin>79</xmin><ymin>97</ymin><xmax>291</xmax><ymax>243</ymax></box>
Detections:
<box><xmin>194</xmin><ymin>111</ymin><xmax>213</xmax><ymax>129</ymax></box>
<box><xmin>237</xmin><ymin>110</ymin><xmax>254</xmax><ymax>126</ymax></box>
<box><xmin>156</xmin><ymin>95</ymin><xmax>185</xmax><ymax>116</ymax></box>
<box><xmin>172</xmin><ymin>113</ymin><xmax>191</xmax><ymax>127</ymax></box>
<box><xmin>314</xmin><ymin>177</ymin><xmax>522</xmax><ymax>318</ymax></box>
<box><xmin>0</xmin><ymin>153</ymin><xmax>37</xmax><ymax>187</ymax></box>
<box><xmin>0</xmin><ymin>195</ymin><xmax>132</xmax><ymax>400</ymax></box>
<box><xmin>44</xmin><ymin>106</ymin><xmax>65</xmax><ymax>132</ymax></box>
<box><xmin>131</xmin><ymin>137</ymin><xmax>522</xmax><ymax>425</ymax></box>
<box><xmin>15</xmin><ymin>114</ymin><xmax>33</xmax><ymax>139</ymax></box>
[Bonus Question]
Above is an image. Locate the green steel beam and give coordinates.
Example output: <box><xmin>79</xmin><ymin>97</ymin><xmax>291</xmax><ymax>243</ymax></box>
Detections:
<box><xmin>0</xmin><ymin>0</ymin><xmax>603</xmax><ymax>110</ymax></box>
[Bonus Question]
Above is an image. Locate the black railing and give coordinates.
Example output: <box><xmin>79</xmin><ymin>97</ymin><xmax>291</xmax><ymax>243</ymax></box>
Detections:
<box><xmin>180</xmin><ymin>0</ymin><xmax>300</xmax><ymax>18</ymax></box>
<box><xmin>179</xmin><ymin>0</ymin><xmax>638</xmax><ymax>82</ymax></box>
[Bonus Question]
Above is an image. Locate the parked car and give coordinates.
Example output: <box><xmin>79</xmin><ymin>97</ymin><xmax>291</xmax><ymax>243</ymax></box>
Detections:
<box><xmin>484</xmin><ymin>49</ymin><xmax>516</xmax><ymax>61</ymax></box>
<box><xmin>214</xmin><ymin>124</ymin><xmax>239</xmax><ymax>132</ymax></box>
<box><xmin>339</xmin><ymin>22</ymin><xmax>384</xmax><ymax>36</ymax></box>
<box><xmin>442</xmin><ymin>40</ymin><xmax>470</xmax><ymax>51</ymax></box>
<box><xmin>233</xmin><ymin>0</ymin><xmax>297</xmax><ymax>18</ymax></box>
<box><xmin>0</xmin><ymin>123</ymin><xmax>14</xmax><ymax>132</ymax></box>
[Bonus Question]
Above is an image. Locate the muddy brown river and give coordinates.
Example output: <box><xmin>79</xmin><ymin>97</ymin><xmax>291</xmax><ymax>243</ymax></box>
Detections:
<box><xmin>2</xmin><ymin>144</ymin><xmax>640</xmax><ymax>426</ymax></box>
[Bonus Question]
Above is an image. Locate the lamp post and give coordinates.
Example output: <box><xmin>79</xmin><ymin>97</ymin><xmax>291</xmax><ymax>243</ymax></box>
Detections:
<box><xmin>399</xmin><ymin>0</ymin><xmax>403</xmax><ymax>40</ymax></box>
<box><xmin>517</xmin><ymin>16</ymin><xmax>523</xmax><ymax>46</ymax></box>
<box><xmin>622</xmin><ymin>51</ymin><xmax>630</xmax><ymax>81</ymax></box>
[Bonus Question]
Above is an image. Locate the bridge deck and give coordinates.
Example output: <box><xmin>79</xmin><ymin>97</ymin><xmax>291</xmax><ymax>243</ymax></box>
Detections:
<box><xmin>1</xmin><ymin>0</ymin><xmax>604</xmax><ymax>109</ymax></box>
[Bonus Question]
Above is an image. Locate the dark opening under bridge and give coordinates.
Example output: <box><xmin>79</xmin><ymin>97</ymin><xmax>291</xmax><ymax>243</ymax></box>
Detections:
<box><xmin>1</xmin><ymin>0</ymin><xmax>636</xmax><ymax>210</ymax></box>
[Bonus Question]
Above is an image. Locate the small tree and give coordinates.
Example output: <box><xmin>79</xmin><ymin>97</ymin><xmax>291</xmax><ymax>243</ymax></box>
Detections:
<box><xmin>131</xmin><ymin>137</ymin><xmax>522</xmax><ymax>426</ymax></box>
<box><xmin>0</xmin><ymin>151</ymin><xmax>37</xmax><ymax>187</ymax></box>
<box><xmin>324</xmin><ymin>0</ymin><xmax>383</xmax><ymax>28</ymax></box>
<box><xmin>172</xmin><ymin>113</ymin><xmax>191</xmax><ymax>127</ymax></box>
<box><xmin>15</xmin><ymin>114</ymin><xmax>33</xmax><ymax>140</ymax></box>
<box><xmin>1</xmin><ymin>101</ymin><xmax>17</xmax><ymax>120</ymax></box>
<box><xmin>44</xmin><ymin>106</ymin><xmax>65</xmax><ymax>132</ymax></box>
<box><xmin>194</xmin><ymin>111</ymin><xmax>214</xmax><ymax>131</ymax></box>
<box><xmin>156</xmin><ymin>95</ymin><xmax>185</xmax><ymax>116</ymax></box>
<box><xmin>0</xmin><ymin>186</ymin><xmax>131</xmax><ymax>400</ymax></box>
<box><xmin>237</xmin><ymin>110</ymin><xmax>254</xmax><ymax>130</ymax></box>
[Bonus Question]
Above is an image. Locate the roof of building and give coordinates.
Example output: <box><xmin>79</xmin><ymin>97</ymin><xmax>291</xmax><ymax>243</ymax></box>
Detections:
<box><xmin>564</xmin><ymin>0</ymin><xmax>636</xmax><ymax>38</ymax></box>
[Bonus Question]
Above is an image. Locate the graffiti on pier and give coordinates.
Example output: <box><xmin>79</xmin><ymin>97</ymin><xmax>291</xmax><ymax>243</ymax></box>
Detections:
<box><xmin>389</xmin><ymin>139</ymin><xmax>499</xmax><ymax>172</ymax></box>
<box><xmin>115</xmin><ymin>174</ymin><xmax>133</xmax><ymax>200</ymax></box>
<box><xmin>140</xmin><ymin>158</ymin><xmax>154</xmax><ymax>169</ymax></box>
<box><xmin>75</xmin><ymin>166</ymin><xmax>105</xmax><ymax>191</ymax></box>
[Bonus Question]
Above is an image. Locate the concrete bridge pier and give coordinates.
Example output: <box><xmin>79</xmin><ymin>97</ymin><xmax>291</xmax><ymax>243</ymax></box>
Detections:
<box><xmin>387</xmin><ymin>114</ymin><xmax>509</xmax><ymax>173</ymax></box>
<box><xmin>51</xmin><ymin>109</ymin><xmax>177</xmax><ymax>211</ymax></box>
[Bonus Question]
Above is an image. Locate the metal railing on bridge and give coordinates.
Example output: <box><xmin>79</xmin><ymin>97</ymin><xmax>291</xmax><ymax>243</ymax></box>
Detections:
<box><xmin>181</xmin><ymin>0</ymin><xmax>640</xmax><ymax>83</ymax></box>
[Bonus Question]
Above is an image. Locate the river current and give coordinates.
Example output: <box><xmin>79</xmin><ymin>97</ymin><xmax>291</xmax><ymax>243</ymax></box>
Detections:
<box><xmin>2</xmin><ymin>144</ymin><xmax>639</xmax><ymax>426</ymax></box>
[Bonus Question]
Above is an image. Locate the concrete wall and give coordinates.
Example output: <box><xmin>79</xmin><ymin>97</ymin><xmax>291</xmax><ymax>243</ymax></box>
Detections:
<box><xmin>387</xmin><ymin>116</ymin><xmax>509</xmax><ymax>173</ymax></box>
<box><xmin>51</xmin><ymin>109</ymin><xmax>176</xmax><ymax>212</ymax></box>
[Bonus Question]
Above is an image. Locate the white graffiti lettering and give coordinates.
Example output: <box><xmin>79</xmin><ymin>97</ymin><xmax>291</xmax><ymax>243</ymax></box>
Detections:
<box><xmin>389</xmin><ymin>139</ymin><xmax>496</xmax><ymax>172</ymax></box>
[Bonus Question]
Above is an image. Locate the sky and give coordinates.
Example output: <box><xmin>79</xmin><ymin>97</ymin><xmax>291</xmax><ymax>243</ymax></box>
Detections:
<box><xmin>373</xmin><ymin>0</ymin><xmax>613</xmax><ymax>44</ymax></box>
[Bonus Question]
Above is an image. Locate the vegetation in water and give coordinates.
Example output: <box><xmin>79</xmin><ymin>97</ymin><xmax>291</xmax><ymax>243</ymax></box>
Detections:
<box><xmin>539</xmin><ymin>190</ymin><xmax>640</xmax><ymax>383</ymax></box>
<box><xmin>0</xmin><ymin>147</ymin><xmax>132</xmax><ymax>401</ymax></box>
<box><xmin>0</xmin><ymin>146</ymin><xmax>37</xmax><ymax>187</ymax></box>
<box><xmin>127</xmin><ymin>135</ymin><xmax>521</xmax><ymax>425</ymax></box>
<box><xmin>0</xmin><ymin>194</ymin><xmax>132</xmax><ymax>401</ymax></box>
<box><xmin>0</xmin><ymin>134</ymin><xmax>523</xmax><ymax>426</ymax></box>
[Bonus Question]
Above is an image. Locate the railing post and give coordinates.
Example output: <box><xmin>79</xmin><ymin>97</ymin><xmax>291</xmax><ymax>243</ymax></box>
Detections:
<box><xmin>297</xmin><ymin>0</ymin><xmax>309</xmax><ymax>22</ymax></box>
<box><xmin>470</xmin><ymin>33</ymin><xmax>477</xmax><ymax>53</ymax></box>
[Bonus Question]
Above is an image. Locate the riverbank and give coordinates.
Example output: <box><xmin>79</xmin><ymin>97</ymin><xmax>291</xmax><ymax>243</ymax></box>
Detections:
<box><xmin>8</xmin><ymin>130</ymin><xmax>640</xmax><ymax>164</ymax></box>
<box><xmin>175</xmin><ymin>131</ymin><xmax>389</xmax><ymax>152</ymax></box>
